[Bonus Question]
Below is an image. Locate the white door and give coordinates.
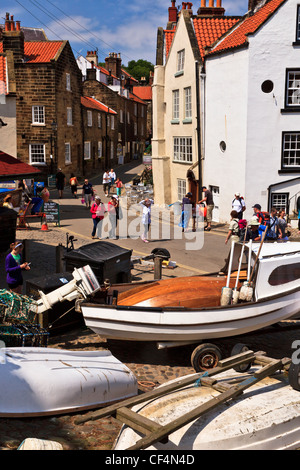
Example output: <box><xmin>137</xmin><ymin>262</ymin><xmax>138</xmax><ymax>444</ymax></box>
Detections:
<box><xmin>210</xmin><ymin>186</ymin><xmax>220</xmax><ymax>222</ymax></box>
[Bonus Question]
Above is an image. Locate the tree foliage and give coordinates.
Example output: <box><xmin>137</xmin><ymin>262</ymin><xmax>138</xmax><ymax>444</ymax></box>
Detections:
<box><xmin>124</xmin><ymin>59</ymin><xmax>154</xmax><ymax>83</ymax></box>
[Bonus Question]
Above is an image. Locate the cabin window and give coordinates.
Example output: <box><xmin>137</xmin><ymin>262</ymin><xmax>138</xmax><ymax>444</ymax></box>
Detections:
<box><xmin>268</xmin><ymin>263</ymin><xmax>300</xmax><ymax>286</ymax></box>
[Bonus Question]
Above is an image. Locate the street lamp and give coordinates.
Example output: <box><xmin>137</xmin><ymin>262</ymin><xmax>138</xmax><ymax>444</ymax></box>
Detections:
<box><xmin>50</xmin><ymin>120</ymin><xmax>57</xmax><ymax>172</ymax></box>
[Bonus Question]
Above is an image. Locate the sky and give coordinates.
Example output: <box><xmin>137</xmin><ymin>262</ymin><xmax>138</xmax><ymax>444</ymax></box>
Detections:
<box><xmin>1</xmin><ymin>0</ymin><xmax>249</xmax><ymax>65</ymax></box>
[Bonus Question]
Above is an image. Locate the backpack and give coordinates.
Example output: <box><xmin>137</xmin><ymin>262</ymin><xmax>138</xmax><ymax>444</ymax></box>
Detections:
<box><xmin>238</xmin><ymin>219</ymin><xmax>247</xmax><ymax>241</ymax></box>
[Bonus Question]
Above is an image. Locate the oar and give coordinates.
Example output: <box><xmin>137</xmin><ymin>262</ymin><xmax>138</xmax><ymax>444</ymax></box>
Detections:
<box><xmin>220</xmin><ymin>241</ymin><xmax>235</xmax><ymax>306</ymax></box>
<box><xmin>232</xmin><ymin>226</ymin><xmax>247</xmax><ymax>304</ymax></box>
<box><xmin>240</xmin><ymin>230</ymin><xmax>266</xmax><ymax>301</ymax></box>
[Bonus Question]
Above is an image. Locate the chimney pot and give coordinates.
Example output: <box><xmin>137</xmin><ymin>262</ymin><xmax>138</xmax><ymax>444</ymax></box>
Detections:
<box><xmin>216</xmin><ymin>0</ymin><xmax>221</xmax><ymax>6</ymax></box>
<box><xmin>182</xmin><ymin>2</ymin><xmax>187</xmax><ymax>9</ymax></box>
<box><xmin>16</xmin><ymin>21</ymin><xmax>21</xmax><ymax>31</ymax></box>
<box><xmin>209</xmin><ymin>0</ymin><xmax>214</xmax><ymax>7</ymax></box>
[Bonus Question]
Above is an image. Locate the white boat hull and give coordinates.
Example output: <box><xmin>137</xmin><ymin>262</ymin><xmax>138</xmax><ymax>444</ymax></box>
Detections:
<box><xmin>114</xmin><ymin>369</ymin><xmax>300</xmax><ymax>450</ymax></box>
<box><xmin>0</xmin><ymin>348</ymin><xmax>138</xmax><ymax>417</ymax></box>
<box><xmin>80</xmin><ymin>288</ymin><xmax>300</xmax><ymax>342</ymax></box>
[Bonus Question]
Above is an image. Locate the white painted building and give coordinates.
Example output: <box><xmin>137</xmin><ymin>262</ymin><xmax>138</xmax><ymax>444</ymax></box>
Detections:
<box><xmin>153</xmin><ymin>0</ymin><xmax>300</xmax><ymax>222</ymax></box>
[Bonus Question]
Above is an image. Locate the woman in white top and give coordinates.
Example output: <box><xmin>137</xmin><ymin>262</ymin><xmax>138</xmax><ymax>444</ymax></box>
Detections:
<box><xmin>139</xmin><ymin>198</ymin><xmax>154</xmax><ymax>243</ymax></box>
<box><xmin>102</xmin><ymin>170</ymin><xmax>110</xmax><ymax>196</ymax></box>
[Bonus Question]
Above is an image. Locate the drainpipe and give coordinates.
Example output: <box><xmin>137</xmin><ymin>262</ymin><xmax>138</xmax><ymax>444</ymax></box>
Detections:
<box><xmin>195</xmin><ymin>61</ymin><xmax>202</xmax><ymax>201</ymax></box>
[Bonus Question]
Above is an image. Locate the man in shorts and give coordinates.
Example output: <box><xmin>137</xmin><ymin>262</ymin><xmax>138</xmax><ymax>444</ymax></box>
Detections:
<box><xmin>198</xmin><ymin>185</ymin><xmax>214</xmax><ymax>231</ymax></box>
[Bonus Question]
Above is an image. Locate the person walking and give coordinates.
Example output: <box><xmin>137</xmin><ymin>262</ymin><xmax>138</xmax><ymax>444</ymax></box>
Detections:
<box><xmin>82</xmin><ymin>179</ymin><xmax>93</xmax><ymax>208</ymax></box>
<box><xmin>102</xmin><ymin>170</ymin><xmax>110</xmax><ymax>197</ymax></box>
<box><xmin>90</xmin><ymin>196</ymin><xmax>105</xmax><ymax>239</ymax></box>
<box><xmin>5</xmin><ymin>241</ymin><xmax>30</xmax><ymax>294</ymax></box>
<box><xmin>232</xmin><ymin>193</ymin><xmax>246</xmax><ymax>220</ymax></box>
<box><xmin>225</xmin><ymin>210</ymin><xmax>240</xmax><ymax>245</ymax></box>
<box><xmin>56</xmin><ymin>168</ymin><xmax>66</xmax><ymax>199</ymax></box>
<box><xmin>69</xmin><ymin>173</ymin><xmax>79</xmax><ymax>199</ymax></box>
<box><xmin>108</xmin><ymin>195</ymin><xmax>119</xmax><ymax>239</ymax></box>
<box><xmin>198</xmin><ymin>186</ymin><xmax>214</xmax><ymax>231</ymax></box>
<box><xmin>139</xmin><ymin>198</ymin><xmax>154</xmax><ymax>243</ymax></box>
<box><xmin>115</xmin><ymin>177</ymin><xmax>122</xmax><ymax>197</ymax></box>
<box><xmin>277</xmin><ymin>209</ymin><xmax>290</xmax><ymax>241</ymax></box>
<box><xmin>109</xmin><ymin>169</ymin><xmax>116</xmax><ymax>194</ymax></box>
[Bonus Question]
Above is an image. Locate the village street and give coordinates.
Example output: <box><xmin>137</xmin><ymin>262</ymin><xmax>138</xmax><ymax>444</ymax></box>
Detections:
<box><xmin>0</xmin><ymin>160</ymin><xmax>300</xmax><ymax>451</ymax></box>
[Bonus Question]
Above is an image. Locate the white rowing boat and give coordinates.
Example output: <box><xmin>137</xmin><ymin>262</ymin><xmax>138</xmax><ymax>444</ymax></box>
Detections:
<box><xmin>0</xmin><ymin>347</ymin><xmax>137</xmax><ymax>417</ymax></box>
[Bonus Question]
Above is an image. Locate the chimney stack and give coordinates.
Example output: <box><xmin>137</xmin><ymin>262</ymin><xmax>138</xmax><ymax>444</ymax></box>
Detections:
<box><xmin>167</xmin><ymin>0</ymin><xmax>178</xmax><ymax>29</ymax></box>
<box><xmin>197</xmin><ymin>0</ymin><xmax>225</xmax><ymax>16</ymax></box>
<box><xmin>2</xmin><ymin>13</ymin><xmax>24</xmax><ymax>62</ymax></box>
<box><xmin>105</xmin><ymin>52</ymin><xmax>122</xmax><ymax>80</ymax></box>
<box><xmin>248</xmin><ymin>0</ymin><xmax>263</xmax><ymax>12</ymax></box>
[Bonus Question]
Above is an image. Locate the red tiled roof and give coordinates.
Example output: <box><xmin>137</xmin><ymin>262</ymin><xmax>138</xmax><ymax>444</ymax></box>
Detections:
<box><xmin>81</xmin><ymin>96</ymin><xmax>117</xmax><ymax>114</ymax></box>
<box><xmin>129</xmin><ymin>92</ymin><xmax>147</xmax><ymax>105</ymax></box>
<box><xmin>24</xmin><ymin>41</ymin><xmax>63</xmax><ymax>63</ymax></box>
<box><xmin>164</xmin><ymin>29</ymin><xmax>176</xmax><ymax>57</ymax></box>
<box><xmin>193</xmin><ymin>16</ymin><xmax>240</xmax><ymax>60</ymax></box>
<box><xmin>132</xmin><ymin>86</ymin><xmax>152</xmax><ymax>101</ymax></box>
<box><xmin>0</xmin><ymin>55</ymin><xmax>7</xmax><ymax>95</ymax></box>
<box><xmin>0</xmin><ymin>151</ymin><xmax>40</xmax><ymax>177</ymax></box>
<box><xmin>208</xmin><ymin>0</ymin><xmax>286</xmax><ymax>56</ymax></box>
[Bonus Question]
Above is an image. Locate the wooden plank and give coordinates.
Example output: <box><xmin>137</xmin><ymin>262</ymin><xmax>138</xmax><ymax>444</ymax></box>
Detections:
<box><xmin>116</xmin><ymin>407</ymin><xmax>164</xmax><ymax>436</ymax></box>
<box><xmin>74</xmin><ymin>352</ymin><xmax>258</xmax><ymax>425</ymax></box>
<box><xmin>218</xmin><ymin>350</ymin><xmax>255</xmax><ymax>368</ymax></box>
<box><xmin>127</xmin><ymin>359</ymin><xmax>283</xmax><ymax>450</ymax></box>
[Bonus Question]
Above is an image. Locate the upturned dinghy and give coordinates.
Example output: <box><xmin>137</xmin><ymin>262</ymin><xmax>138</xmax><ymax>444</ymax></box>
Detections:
<box><xmin>114</xmin><ymin>366</ymin><xmax>300</xmax><ymax>451</ymax></box>
<box><xmin>0</xmin><ymin>347</ymin><xmax>137</xmax><ymax>417</ymax></box>
<box><xmin>78</xmin><ymin>242</ymin><xmax>300</xmax><ymax>370</ymax></box>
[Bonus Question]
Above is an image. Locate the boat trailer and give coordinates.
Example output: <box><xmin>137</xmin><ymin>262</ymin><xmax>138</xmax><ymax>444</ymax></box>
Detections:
<box><xmin>74</xmin><ymin>348</ymin><xmax>300</xmax><ymax>450</ymax></box>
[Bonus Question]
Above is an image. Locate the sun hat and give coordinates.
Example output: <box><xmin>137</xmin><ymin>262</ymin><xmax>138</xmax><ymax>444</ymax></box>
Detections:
<box><xmin>249</xmin><ymin>216</ymin><xmax>259</xmax><ymax>226</ymax></box>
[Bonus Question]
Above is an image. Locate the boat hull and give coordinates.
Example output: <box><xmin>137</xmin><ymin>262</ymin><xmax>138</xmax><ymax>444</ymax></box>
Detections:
<box><xmin>114</xmin><ymin>369</ymin><xmax>300</xmax><ymax>450</ymax></box>
<box><xmin>0</xmin><ymin>348</ymin><xmax>138</xmax><ymax>417</ymax></box>
<box><xmin>80</xmin><ymin>288</ymin><xmax>300</xmax><ymax>342</ymax></box>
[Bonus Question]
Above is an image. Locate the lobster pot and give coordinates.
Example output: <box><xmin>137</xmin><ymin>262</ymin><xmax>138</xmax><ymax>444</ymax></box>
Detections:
<box><xmin>0</xmin><ymin>324</ymin><xmax>49</xmax><ymax>348</ymax></box>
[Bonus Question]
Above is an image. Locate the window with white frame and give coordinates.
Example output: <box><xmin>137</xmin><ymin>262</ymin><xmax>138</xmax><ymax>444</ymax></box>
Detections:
<box><xmin>286</xmin><ymin>70</ymin><xmax>300</xmax><ymax>106</ymax></box>
<box><xmin>127</xmin><ymin>111</ymin><xmax>130</xmax><ymax>124</ymax></box>
<box><xmin>141</xmin><ymin>106</ymin><xmax>144</xmax><ymax>118</ymax></box>
<box><xmin>134</xmin><ymin>121</ymin><xmax>137</xmax><ymax>135</ymax></box>
<box><xmin>282</xmin><ymin>132</ymin><xmax>300</xmax><ymax>168</ymax></box>
<box><xmin>177</xmin><ymin>49</ymin><xmax>185</xmax><ymax>72</ymax></box>
<box><xmin>65</xmin><ymin>143</ymin><xmax>71</xmax><ymax>163</ymax></box>
<box><xmin>134</xmin><ymin>103</ymin><xmax>137</xmax><ymax>116</ymax></box>
<box><xmin>87</xmin><ymin>110</ymin><xmax>93</xmax><ymax>127</ymax></box>
<box><xmin>84</xmin><ymin>141</ymin><xmax>91</xmax><ymax>160</ymax></box>
<box><xmin>29</xmin><ymin>144</ymin><xmax>45</xmax><ymax>164</ymax></box>
<box><xmin>111</xmin><ymin>115</ymin><xmax>115</xmax><ymax>130</ymax></box>
<box><xmin>184</xmin><ymin>87</ymin><xmax>192</xmax><ymax>119</ymax></box>
<box><xmin>173</xmin><ymin>137</ymin><xmax>192</xmax><ymax>163</ymax></box>
<box><xmin>67</xmin><ymin>107</ymin><xmax>73</xmax><ymax>126</ymax></box>
<box><xmin>271</xmin><ymin>193</ymin><xmax>288</xmax><ymax>212</ymax></box>
<box><xmin>178</xmin><ymin>179</ymin><xmax>186</xmax><ymax>201</ymax></box>
<box><xmin>66</xmin><ymin>73</ymin><xmax>71</xmax><ymax>91</ymax></box>
<box><xmin>120</xmin><ymin>109</ymin><xmax>124</xmax><ymax>123</ymax></box>
<box><xmin>32</xmin><ymin>106</ymin><xmax>45</xmax><ymax>125</ymax></box>
<box><xmin>98</xmin><ymin>113</ymin><xmax>102</xmax><ymax>128</ymax></box>
<box><xmin>98</xmin><ymin>141</ymin><xmax>102</xmax><ymax>158</ymax></box>
<box><xmin>172</xmin><ymin>90</ymin><xmax>180</xmax><ymax>120</ymax></box>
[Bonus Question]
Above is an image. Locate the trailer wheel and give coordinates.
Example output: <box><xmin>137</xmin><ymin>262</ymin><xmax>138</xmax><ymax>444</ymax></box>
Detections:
<box><xmin>231</xmin><ymin>343</ymin><xmax>252</xmax><ymax>373</ymax></box>
<box><xmin>288</xmin><ymin>363</ymin><xmax>300</xmax><ymax>391</ymax></box>
<box><xmin>191</xmin><ymin>343</ymin><xmax>222</xmax><ymax>372</ymax></box>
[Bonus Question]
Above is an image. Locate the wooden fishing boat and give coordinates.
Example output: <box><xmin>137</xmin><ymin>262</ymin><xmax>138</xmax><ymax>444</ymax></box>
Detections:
<box><xmin>113</xmin><ymin>366</ymin><xmax>300</xmax><ymax>451</ymax></box>
<box><xmin>78</xmin><ymin>242</ymin><xmax>300</xmax><ymax>370</ymax></box>
<box><xmin>0</xmin><ymin>347</ymin><xmax>137</xmax><ymax>417</ymax></box>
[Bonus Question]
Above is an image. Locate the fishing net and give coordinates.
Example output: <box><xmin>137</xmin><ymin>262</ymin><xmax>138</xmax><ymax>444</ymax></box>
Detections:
<box><xmin>0</xmin><ymin>289</ymin><xmax>37</xmax><ymax>324</ymax></box>
<box><xmin>0</xmin><ymin>324</ymin><xmax>49</xmax><ymax>347</ymax></box>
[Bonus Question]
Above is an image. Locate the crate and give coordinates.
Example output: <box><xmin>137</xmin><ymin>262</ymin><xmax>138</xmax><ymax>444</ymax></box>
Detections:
<box><xmin>0</xmin><ymin>324</ymin><xmax>49</xmax><ymax>347</ymax></box>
